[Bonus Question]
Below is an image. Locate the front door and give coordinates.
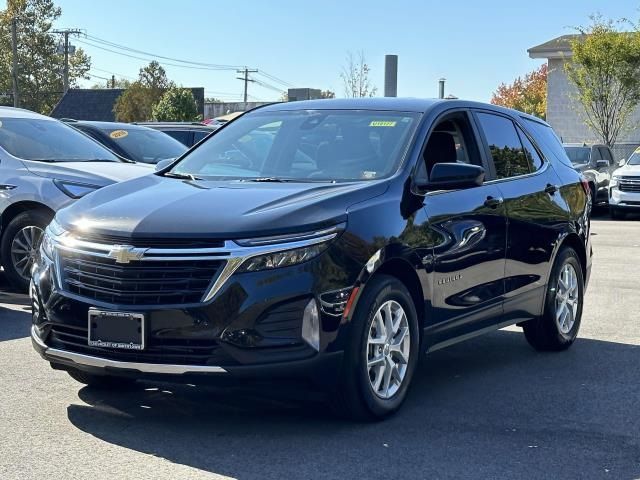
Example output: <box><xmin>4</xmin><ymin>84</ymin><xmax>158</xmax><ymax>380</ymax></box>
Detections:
<box><xmin>417</xmin><ymin>111</ymin><xmax>507</xmax><ymax>346</ymax></box>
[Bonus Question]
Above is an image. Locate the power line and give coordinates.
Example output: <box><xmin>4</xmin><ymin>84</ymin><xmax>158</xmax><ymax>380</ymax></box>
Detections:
<box><xmin>91</xmin><ymin>66</ymin><xmax>135</xmax><ymax>80</ymax></box>
<box><xmin>255</xmin><ymin>70</ymin><xmax>293</xmax><ymax>88</ymax></box>
<box><xmin>84</xmin><ymin>34</ymin><xmax>243</xmax><ymax>70</ymax></box>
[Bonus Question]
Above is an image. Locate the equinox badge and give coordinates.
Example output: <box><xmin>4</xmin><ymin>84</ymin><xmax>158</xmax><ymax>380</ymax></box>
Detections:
<box><xmin>107</xmin><ymin>245</ymin><xmax>148</xmax><ymax>264</ymax></box>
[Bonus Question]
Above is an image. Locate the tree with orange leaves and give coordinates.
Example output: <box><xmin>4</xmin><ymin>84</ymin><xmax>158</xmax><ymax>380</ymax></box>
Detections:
<box><xmin>491</xmin><ymin>64</ymin><xmax>547</xmax><ymax>119</ymax></box>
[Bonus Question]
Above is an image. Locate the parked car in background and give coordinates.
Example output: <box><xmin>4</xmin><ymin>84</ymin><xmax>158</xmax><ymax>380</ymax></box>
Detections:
<box><xmin>0</xmin><ymin>107</ymin><xmax>152</xmax><ymax>291</ymax></box>
<box><xmin>563</xmin><ymin>143</ymin><xmax>616</xmax><ymax>206</ymax></box>
<box><xmin>31</xmin><ymin>98</ymin><xmax>591</xmax><ymax>419</ymax></box>
<box><xmin>62</xmin><ymin>120</ymin><xmax>187</xmax><ymax>164</ymax></box>
<box><xmin>135</xmin><ymin>122</ymin><xmax>218</xmax><ymax>147</ymax></box>
<box><xmin>609</xmin><ymin>149</ymin><xmax>640</xmax><ymax>219</ymax></box>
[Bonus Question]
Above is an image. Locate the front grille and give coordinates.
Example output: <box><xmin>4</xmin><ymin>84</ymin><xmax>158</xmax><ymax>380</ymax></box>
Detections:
<box><xmin>73</xmin><ymin>233</ymin><xmax>225</xmax><ymax>249</ymax></box>
<box><xmin>48</xmin><ymin>324</ymin><xmax>237</xmax><ymax>366</ymax></box>
<box><xmin>618</xmin><ymin>177</ymin><xmax>640</xmax><ymax>193</ymax></box>
<box><xmin>60</xmin><ymin>252</ymin><xmax>223</xmax><ymax>306</ymax></box>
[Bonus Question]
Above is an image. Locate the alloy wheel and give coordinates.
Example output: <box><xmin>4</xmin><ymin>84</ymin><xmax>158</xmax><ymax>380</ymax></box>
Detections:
<box><xmin>555</xmin><ymin>263</ymin><xmax>579</xmax><ymax>334</ymax></box>
<box><xmin>10</xmin><ymin>226</ymin><xmax>44</xmax><ymax>281</ymax></box>
<box><xmin>366</xmin><ymin>300</ymin><xmax>411</xmax><ymax>399</ymax></box>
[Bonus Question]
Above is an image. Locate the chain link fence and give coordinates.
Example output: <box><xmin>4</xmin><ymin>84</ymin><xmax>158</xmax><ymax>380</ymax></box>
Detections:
<box><xmin>612</xmin><ymin>143</ymin><xmax>640</xmax><ymax>163</ymax></box>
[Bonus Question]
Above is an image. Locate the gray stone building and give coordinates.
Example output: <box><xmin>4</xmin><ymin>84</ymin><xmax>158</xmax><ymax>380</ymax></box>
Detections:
<box><xmin>529</xmin><ymin>35</ymin><xmax>640</xmax><ymax>159</ymax></box>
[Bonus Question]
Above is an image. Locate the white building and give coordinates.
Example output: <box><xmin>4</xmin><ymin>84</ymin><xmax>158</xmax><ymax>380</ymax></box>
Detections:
<box><xmin>528</xmin><ymin>34</ymin><xmax>640</xmax><ymax>159</ymax></box>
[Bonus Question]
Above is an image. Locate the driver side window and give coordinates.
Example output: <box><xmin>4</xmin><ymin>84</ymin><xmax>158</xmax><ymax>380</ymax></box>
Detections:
<box><xmin>419</xmin><ymin>113</ymin><xmax>482</xmax><ymax>180</ymax></box>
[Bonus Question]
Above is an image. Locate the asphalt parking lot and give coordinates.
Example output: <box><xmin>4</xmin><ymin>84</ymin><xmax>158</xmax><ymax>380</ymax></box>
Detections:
<box><xmin>1</xmin><ymin>215</ymin><xmax>639</xmax><ymax>480</ymax></box>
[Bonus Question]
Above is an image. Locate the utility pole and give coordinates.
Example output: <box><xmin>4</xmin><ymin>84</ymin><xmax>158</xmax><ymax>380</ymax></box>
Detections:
<box><xmin>11</xmin><ymin>17</ymin><xmax>19</xmax><ymax>107</ymax></box>
<box><xmin>52</xmin><ymin>29</ymin><xmax>82</xmax><ymax>93</ymax></box>
<box><xmin>111</xmin><ymin>75</ymin><xmax>115</xmax><ymax>89</ymax></box>
<box><xmin>236</xmin><ymin>67</ymin><xmax>257</xmax><ymax>108</ymax></box>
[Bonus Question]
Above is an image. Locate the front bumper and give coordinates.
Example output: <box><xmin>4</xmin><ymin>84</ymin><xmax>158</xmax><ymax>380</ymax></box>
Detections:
<box><xmin>31</xmin><ymin>326</ymin><xmax>343</xmax><ymax>384</ymax></box>
<box><xmin>30</xmin><ymin>237</ymin><xmax>358</xmax><ymax>384</ymax></box>
<box><xmin>609</xmin><ymin>188</ymin><xmax>640</xmax><ymax>209</ymax></box>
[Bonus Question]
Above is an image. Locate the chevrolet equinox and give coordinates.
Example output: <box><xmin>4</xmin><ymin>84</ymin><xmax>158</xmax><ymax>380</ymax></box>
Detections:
<box><xmin>31</xmin><ymin>98</ymin><xmax>592</xmax><ymax>419</ymax></box>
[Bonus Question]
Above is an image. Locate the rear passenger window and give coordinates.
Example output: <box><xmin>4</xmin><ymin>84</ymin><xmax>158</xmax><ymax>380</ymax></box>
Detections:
<box><xmin>516</xmin><ymin>126</ymin><xmax>543</xmax><ymax>172</ymax></box>
<box><xmin>598</xmin><ymin>147</ymin><xmax>613</xmax><ymax>163</ymax></box>
<box><xmin>523</xmin><ymin>118</ymin><xmax>573</xmax><ymax>168</ymax></box>
<box><xmin>476</xmin><ymin>112</ymin><xmax>530</xmax><ymax>179</ymax></box>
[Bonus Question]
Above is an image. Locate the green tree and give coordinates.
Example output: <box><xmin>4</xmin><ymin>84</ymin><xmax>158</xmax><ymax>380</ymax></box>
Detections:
<box><xmin>565</xmin><ymin>16</ymin><xmax>640</xmax><ymax>146</ymax></box>
<box><xmin>0</xmin><ymin>0</ymin><xmax>91</xmax><ymax>113</ymax></box>
<box><xmin>321</xmin><ymin>89</ymin><xmax>336</xmax><ymax>99</ymax></box>
<box><xmin>152</xmin><ymin>87</ymin><xmax>199</xmax><ymax>121</ymax></box>
<box><xmin>91</xmin><ymin>77</ymin><xmax>130</xmax><ymax>89</ymax></box>
<box><xmin>113</xmin><ymin>60</ymin><xmax>174</xmax><ymax>121</ymax></box>
<box><xmin>491</xmin><ymin>64</ymin><xmax>547</xmax><ymax>119</ymax></box>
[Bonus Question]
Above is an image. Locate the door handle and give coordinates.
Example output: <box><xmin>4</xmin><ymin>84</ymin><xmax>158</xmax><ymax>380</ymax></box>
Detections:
<box><xmin>545</xmin><ymin>184</ymin><xmax>559</xmax><ymax>195</ymax></box>
<box><xmin>484</xmin><ymin>196</ymin><xmax>503</xmax><ymax>209</ymax></box>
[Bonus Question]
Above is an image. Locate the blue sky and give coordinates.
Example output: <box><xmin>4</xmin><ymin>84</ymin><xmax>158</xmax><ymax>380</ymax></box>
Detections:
<box><xmin>4</xmin><ymin>0</ymin><xmax>639</xmax><ymax>102</ymax></box>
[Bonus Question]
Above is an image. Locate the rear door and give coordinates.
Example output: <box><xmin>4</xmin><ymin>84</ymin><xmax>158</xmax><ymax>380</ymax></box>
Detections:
<box><xmin>473</xmin><ymin>110</ymin><xmax>568</xmax><ymax>322</ymax></box>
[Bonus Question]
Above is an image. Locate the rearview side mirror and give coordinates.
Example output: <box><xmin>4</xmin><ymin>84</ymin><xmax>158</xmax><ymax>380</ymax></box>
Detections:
<box><xmin>414</xmin><ymin>162</ymin><xmax>485</xmax><ymax>192</ymax></box>
<box><xmin>619</xmin><ymin>159</ymin><xmax>626</xmax><ymax>167</ymax></box>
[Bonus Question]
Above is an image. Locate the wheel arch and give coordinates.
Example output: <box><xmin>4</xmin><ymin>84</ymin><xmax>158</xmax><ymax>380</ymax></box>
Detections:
<box><xmin>554</xmin><ymin>232</ymin><xmax>587</xmax><ymax>281</ymax></box>
<box><xmin>358</xmin><ymin>255</ymin><xmax>425</xmax><ymax>336</ymax></box>
<box><xmin>1</xmin><ymin>201</ymin><xmax>55</xmax><ymax>241</ymax></box>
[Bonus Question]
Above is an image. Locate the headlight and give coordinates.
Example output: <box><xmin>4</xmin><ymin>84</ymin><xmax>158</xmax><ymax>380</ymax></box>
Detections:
<box><xmin>54</xmin><ymin>180</ymin><xmax>101</xmax><ymax>199</ymax></box>
<box><xmin>236</xmin><ymin>242</ymin><xmax>327</xmax><ymax>273</ymax></box>
<box><xmin>40</xmin><ymin>219</ymin><xmax>67</xmax><ymax>260</ymax></box>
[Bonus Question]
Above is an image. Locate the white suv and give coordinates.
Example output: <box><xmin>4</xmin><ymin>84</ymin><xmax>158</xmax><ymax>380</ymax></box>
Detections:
<box><xmin>610</xmin><ymin>149</ymin><xmax>640</xmax><ymax>219</ymax></box>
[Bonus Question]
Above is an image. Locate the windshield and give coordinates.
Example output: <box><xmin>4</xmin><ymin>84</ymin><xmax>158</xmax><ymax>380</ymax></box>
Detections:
<box><xmin>171</xmin><ymin>110</ymin><xmax>420</xmax><ymax>181</ymax></box>
<box><xmin>0</xmin><ymin>117</ymin><xmax>120</xmax><ymax>162</ymax></box>
<box><xmin>564</xmin><ymin>146</ymin><xmax>591</xmax><ymax>166</ymax></box>
<box><xmin>103</xmin><ymin>127</ymin><xmax>187</xmax><ymax>164</ymax></box>
<box><xmin>626</xmin><ymin>151</ymin><xmax>640</xmax><ymax>165</ymax></box>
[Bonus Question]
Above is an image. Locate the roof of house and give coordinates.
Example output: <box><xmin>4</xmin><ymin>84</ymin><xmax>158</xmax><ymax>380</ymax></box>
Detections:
<box><xmin>50</xmin><ymin>87</ymin><xmax>206</xmax><ymax>122</ymax></box>
<box><xmin>50</xmin><ymin>88</ymin><xmax>125</xmax><ymax>121</ymax></box>
<box><xmin>528</xmin><ymin>34</ymin><xmax>585</xmax><ymax>59</ymax></box>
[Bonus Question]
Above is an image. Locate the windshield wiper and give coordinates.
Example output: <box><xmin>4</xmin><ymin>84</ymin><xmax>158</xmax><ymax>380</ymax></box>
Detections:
<box><xmin>162</xmin><ymin>171</ymin><xmax>202</xmax><ymax>181</ymax></box>
<box><xmin>242</xmin><ymin>177</ymin><xmax>294</xmax><ymax>183</ymax></box>
<box><xmin>84</xmin><ymin>159</ymin><xmax>118</xmax><ymax>162</ymax></box>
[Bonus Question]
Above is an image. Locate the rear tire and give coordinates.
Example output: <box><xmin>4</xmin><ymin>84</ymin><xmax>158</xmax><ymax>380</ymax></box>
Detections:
<box><xmin>522</xmin><ymin>247</ymin><xmax>584</xmax><ymax>351</ymax></box>
<box><xmin>1</xmin><ymin>209</ymin><xmax>53</xmax><ymax>291</ymax></box>
<box><xmin>329</xmin><ymin>275</ymin><xmax>419</xmax><ymax>420</ymax></box>
<box><xmin>66</xmin><ymin>368</ymin><xmax>137</xmax><ymax>390</ymax></box>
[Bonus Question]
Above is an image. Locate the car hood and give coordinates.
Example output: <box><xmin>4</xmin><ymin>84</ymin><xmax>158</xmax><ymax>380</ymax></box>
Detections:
<box><xmin>56</xmin><ymin>175</ymin><xmax>388</xmax><ymax>239</ymax></box>
<box><xmin>23</xmin><ymin>161</ymin><xmax>153</xmax><ymax>186</ymax></box>
<box><xmin>614</xmin><ymin>164</ymin><xmax>640</xmax><ymax>176</ymax></box>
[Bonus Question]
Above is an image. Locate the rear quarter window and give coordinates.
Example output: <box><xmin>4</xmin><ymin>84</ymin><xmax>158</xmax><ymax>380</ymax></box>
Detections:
<box><xmin>522</xmin><ymin>118</ymin><xmax>573</xmax><ymax>168</ymax></box>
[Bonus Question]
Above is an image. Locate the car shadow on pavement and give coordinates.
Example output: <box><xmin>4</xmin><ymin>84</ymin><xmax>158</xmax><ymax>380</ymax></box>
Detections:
<box><xmin>66</xmin><ymin>330</ymin><xmax>640</xmax><ymax>480</ymax></box>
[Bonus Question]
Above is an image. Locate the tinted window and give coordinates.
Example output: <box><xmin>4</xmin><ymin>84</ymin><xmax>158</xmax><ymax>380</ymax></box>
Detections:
<box><xmin>0</xmin><ymin>118</ymin><xmax>120</xmax><ymax>162</ymax></box>
<box><xmin>523</xmin><ymin>118</ymin><xmax>573</xmax><ymax>168</ymax></box>
<box><xmin>476</xmin><ymin>112</ymin><xmax>530</xmax><ymax>178</ymax></box>
<box><xmin>564</xmin><ymin>146</ymin><xmax>591</xmax><ymax>166</ymax></box>
<box><xmin>599</xmin><ymin>147</ymin><xmax>613</xmax><ymax>162</ymax></box>
<box><xmin>516</xmin><ymin>126</ymin><xmax>543</xmax><ymax>172</ymax></box>
<box><xmin>100</xmin><ymin>127</ymin><xmax>187</xmax><ymax>163</ymax></box>
<box><xmin>164</xmin><ymin>130</ymin><xmax>191</xmax><ymax>146</ymax></box>
<box><xmin>193</xmin><ymin>131</ymin><xmax>209</xmax><ymax>143</ymax></box>
<box><xmin>173</xmin><ymin>110</ymin><xmax>420</xmax><ymax>181</ymax></box>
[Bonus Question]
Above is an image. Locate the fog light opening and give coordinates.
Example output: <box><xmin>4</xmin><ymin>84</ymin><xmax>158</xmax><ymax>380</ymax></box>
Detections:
<box><xmin>302</xmin><ymin>298</ymin><xmax>320</xmax><ymax>352</ymax></box>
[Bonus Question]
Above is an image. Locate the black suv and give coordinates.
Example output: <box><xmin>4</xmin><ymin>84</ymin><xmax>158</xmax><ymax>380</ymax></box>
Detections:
<box><xmin>32</xmin><ymin>99</ymin><xmax>592</xmax><ymax>419</ymax></box>
<box><xmin>564</xmin><ymin>143</ymin><xmax>616</xmax><ymax>205</ymax></box>
<box><xmin>63</xmin><ymin>120</ymin><xmax>187</xmax><ymax>164</ymax></box>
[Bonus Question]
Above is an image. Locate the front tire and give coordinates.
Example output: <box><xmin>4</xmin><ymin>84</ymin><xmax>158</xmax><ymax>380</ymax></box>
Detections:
<box><xmin>522</xmin><ymin>247</ymin><xmax>584</xmax><ymax>351</ymax></box>
<box><xmin>0</xmin><ymin>210</ymin><xmax>52</xmax><ymax>291</ymax></box>
<box><xmin>329</xmin><ymin>275</ymin><xmax>420</xmax><ymax>420</ymax></box>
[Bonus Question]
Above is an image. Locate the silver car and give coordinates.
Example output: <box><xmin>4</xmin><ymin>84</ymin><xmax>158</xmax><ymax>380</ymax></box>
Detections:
<box><xmin>0</xmin><ymin>107</ymin><xmax>153</xmax><ymax>291</ymax></box>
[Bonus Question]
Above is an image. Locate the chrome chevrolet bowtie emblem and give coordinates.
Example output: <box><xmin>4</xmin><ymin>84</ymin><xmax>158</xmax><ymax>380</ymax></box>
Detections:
<box><xmin>107</xmin><ymin>245</ymin><xmax>147</xmax><ymax>264</ymax></box>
